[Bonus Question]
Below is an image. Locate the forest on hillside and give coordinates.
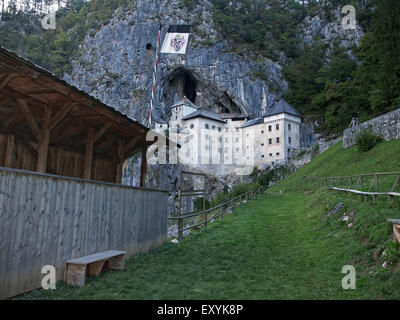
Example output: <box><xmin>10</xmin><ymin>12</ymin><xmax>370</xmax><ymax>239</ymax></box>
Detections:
<box><xmin>0</xmin><ymin>0</ymin><xmax>399</xmax><ymax>136</ymax></box>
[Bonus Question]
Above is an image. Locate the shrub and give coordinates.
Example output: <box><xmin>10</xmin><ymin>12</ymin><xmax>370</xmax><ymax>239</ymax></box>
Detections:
<box><xmin>356</xmin><ymin>129</ymin><xmax>383</xmax><ymax>152</ymax></box>
<box><xmin>193</xmin><ymin>197</ymin><xmax>211</xmax><ymax>211</ymax></box>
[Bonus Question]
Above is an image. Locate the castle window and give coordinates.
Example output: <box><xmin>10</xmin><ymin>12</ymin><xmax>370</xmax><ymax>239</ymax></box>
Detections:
<box><xmin>269</xmin><ymin>153</ymin><xmax>273</xmax><ymax>157</ymax></box>
<box><xmin>269</xmin><ymin>138</ymin><xmax>272</xmax><ymax>145</ymax></box>
<box><xmin>190</xmin><ymin>124</ymin><xmax>194</xmax><ymax>129</ymax></box>
<box><xmin>276</xmin><ymin>124</ymin><xmax>280</xmax><ymax>131</ymax></box>
<box><xmin>205</xmin><ymin>123</ymin><xmax>209</xmax><ymax>129</ymax></box>
<box><xmin>261</xmin><ymin>143</ymin><xmax>264</xmax><ymax>146</ymax></box>
<box><xmin>262</xmin><ymin>155</ymin><xmax>265</xmax><ymax>158</ymax></box>
<box><xmin>289</xmin><ymin>137</ymin><xmax>292</xmax><ymax>144</ymax></box>
<box><xmin>276</xmin><ymin>152</ymin><xmax>280</xmax><ymax>156</ymax></box>
<box><xmin>268</xmin><ymin>125</ymin><xmax>272</xmax><ymax>132</ymax></box>
<box><xmin>212</xmin><ymin>125</ymin><xmax>216</xmax><ymax>130</ymax></box>
<box><xmin>261</xmin><ymin>130</ymin><xmax>264</xmax><ymax>134</ymax></box>
<box><xmin>276</xmin><ymin>137</ymin><xmax>280</xmax><ymax>144</ymax></box>
<box><xmin>218</xmin><ymin>127</ymin><xmax>222</xmax><ymax>132</ymax></box>
<box><xmin>288</xmin><ymin>123</ymin><xmax>291</xmax><ymax>131</ymax></box>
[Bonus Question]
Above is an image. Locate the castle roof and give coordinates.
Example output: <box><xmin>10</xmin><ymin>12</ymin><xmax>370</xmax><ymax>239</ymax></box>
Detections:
<box><xmin>182</xmin><ymin>109</ymin><xmax>226</xmax><ymax>123</ymax></box>
<box><xmin>263</xmin><ymin>99</ymin><xmax>302</xmax><ymax>118</ymax></box>
<box><xmin>169</xmin><ymin>97</ymin><xmax>200</xmax><ymax>110</ymax></box>
<box><xmin>240</xmin><ymin>117</ymin><xmax>264</xmax><ymax>128</ymax></box>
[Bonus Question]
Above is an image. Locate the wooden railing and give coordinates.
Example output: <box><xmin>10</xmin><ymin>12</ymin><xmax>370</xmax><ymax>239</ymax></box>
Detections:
<box><xmin>304</xmin><ymin>172</ymin><xmax>400</xmax><ymax>203</ymax></box>
<box><xmin>168</xmin><ymin>185</ymin><xmax>267</xmax><ymax>240</ymax></box>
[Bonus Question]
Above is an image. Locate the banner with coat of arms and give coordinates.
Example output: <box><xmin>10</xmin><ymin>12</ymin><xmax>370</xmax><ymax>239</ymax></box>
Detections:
<box><xmin>160</xmin><ymin>25</ymin><xmax>191</xmax><ymax>55</ymax></box>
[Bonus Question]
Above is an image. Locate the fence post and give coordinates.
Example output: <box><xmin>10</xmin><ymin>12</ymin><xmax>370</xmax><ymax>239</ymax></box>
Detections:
<box><xmin>203</xmin><ymin>196</ymin><xmax>207</xmax><ymax>230</ymax></box>
<box><xmin>178</xmin><ymin>188</ymin><xmax>183</xmax><ymax>240</ymax></box>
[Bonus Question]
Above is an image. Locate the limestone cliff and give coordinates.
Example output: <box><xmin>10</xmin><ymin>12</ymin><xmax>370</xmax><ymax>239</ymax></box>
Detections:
<box><xmin>62</xmin><ymin>0</ymin><xmax>364</xmax><ymax>208</ymax></box>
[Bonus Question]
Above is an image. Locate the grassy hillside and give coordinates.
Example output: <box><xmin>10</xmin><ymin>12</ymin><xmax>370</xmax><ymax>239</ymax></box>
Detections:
<box><xmin>19</xmin><ymin>138</ymin><xmax>400</xmax><ymax>300</ymax></box>
<box><xmin>269</xmin><ymin>138</ymin><xmax>400</xmax><ymax>294</ymax></box>
<box><xmin>277</xmin><ymin>138</ymin><xmax>400</xmax><ymax>192</ymax></box>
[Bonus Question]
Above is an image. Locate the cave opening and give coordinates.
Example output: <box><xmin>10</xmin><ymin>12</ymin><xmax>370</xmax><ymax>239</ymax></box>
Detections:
<box><xmin>183</xmin><ymin>72</ymin><xmax>196</xmax><ymax>103</ymax></box>
<box><xmin>168</xmin><ymin>68</ymin><xmax>197</xmax><ymax>105</ymax></box>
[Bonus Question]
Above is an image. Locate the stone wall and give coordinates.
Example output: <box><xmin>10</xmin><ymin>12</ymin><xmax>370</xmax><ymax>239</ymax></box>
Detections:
<box><xmin>343</xmin><ymin>109</ymin><xmax>400</xmax><ymax>148</ymax></box>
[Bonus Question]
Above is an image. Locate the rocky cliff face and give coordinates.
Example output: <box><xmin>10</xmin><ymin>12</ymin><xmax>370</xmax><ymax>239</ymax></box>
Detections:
<box><xmin>64</xmin><ymin>0</ymin><xmax>288</xmax><ymax>125</ymax></box>
<box><xmin>63</xmin><ymin>1</ymin><xmax>364</xmax><ymax>210</ymax></box>
<box><xmin>299</xmin><ymin>8</ymin><xmax>364</xmax><ymax>58</ymax></box>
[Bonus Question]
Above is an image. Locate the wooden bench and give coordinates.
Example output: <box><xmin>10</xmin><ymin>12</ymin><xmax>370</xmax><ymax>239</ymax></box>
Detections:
<box><xmin>65</xmin><ymin>250</ymin><xmax>127</xmax><ymax>287</ymax></box>
<box><xmin>388</xmin><ymin>219</ymin><xmax>400</xmax><ymax>243</ymax></box>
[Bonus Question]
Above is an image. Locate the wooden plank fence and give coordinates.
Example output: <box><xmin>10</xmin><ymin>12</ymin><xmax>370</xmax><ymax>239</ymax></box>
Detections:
<box><xmin>169</xmin><ymin>185</ymin><xmax>267</xmax><ymax>240</ymax></box>
<box><xmin>0</xmin><ymin>167</ymin><xmax>168</xmax><ymax>300</ymax></box>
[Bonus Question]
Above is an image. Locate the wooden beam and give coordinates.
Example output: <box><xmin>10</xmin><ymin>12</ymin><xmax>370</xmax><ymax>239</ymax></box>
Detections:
<box><xmin>16</xmin><ymin>99</ymin><xmax>43</xmax><ymax>144</ymax></box>
<box><xmin>94</xmin><ymin>122</ymin><xmax>111</xmax><ymax>144</ymax></box>
<box><xmin>0</xmin><ymin>73</ymin><xmax>18</xmax><ymax>90</ymax></box>
<box><xmin>78</xmin><ymin>122</ymin><xmax>112</xmax><ymax>146</ymax></box>
<box><xmin>83</xmin><ymin>127</ymin><xmax>95</xmax><ymax>179</ymax></box>
<box><xmin>4</xmin><ymin>135</ymin><xmax>15</xmax><ymax>167</ymax></box>
<box><xmin>49</xmin><ymin>104</ymin><xmax>74</xmax><ymax>131</ymax></box>
<box><xmin>125</xmin><ymin>135</ymin><xmax>141</xmax><ymax>153</ymax></box>
<box><xmin>140</xmin><ymin>145</ymin><xmax>147</xmax><ymax>188</ymax></box>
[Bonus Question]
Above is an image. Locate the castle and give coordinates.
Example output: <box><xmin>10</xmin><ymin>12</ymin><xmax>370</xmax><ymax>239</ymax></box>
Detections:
<box><xmin>154</xmin><ymin>97</ymin><xmax>302</xmax><ymax>175</ymax></box>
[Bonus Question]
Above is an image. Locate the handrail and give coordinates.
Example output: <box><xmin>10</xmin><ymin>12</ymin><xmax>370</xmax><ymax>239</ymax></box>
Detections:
<box><xmin>168</xmin><ymin>185</ymin><xmax>267</xmax><ymax>239</ymax></box>
<box><xmin>307</xmin><ymin>172</ymin><xmax>400</xmax><ymax>180</ymax></box>
<box><xmin>304</xmin><ymin>172</ymin><xmax>400</xmax><ymax>203</ymax></box>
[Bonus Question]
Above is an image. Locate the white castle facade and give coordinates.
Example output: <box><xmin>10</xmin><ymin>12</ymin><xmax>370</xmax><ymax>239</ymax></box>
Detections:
<box><xmin>154</xmin><ymin>97</ymin><xmax>302</xmax><ymax>175</ymax></box>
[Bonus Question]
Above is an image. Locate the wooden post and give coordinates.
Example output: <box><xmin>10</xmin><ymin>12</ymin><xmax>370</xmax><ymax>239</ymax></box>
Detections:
<box><xmin>375</xmin><ymin>175</ymin><xmax>379</xmax><ymax>191</ymax></box>
<box><xmin>115</xmin><ymin>139</ymin><xmax>125</xmax><ymax>184</ymax></box>
<box><xmin>36</xmin><ymin>107</ymin><xmax>52</xmax><ymax>173</ymax></box>
<box><xmin>36</xmin><ymin>130</ymin><xmax>49</xmax><ymax>173</ymax></box>
<box><xmin>178</xmin><ymin>173</ymin><xmax>183</xmax><ymax>240</ymax></box>
<box><xmin>4</xmin><ymin>135</ymin><xmax>15</xmax><ymax>167</ymax></box>
<box><xmin>83</xmin><ymin>127</ymin><xmax>95</xmax><ymax>179</ymax></box>
<box><xmin>391</xmin><ymin>175</ymin><xmax>400</xmax><ymax>192</ymax></box>
<box><xmin>17</xmin><ymin>99</ymin><xmax>52</xmax><ymax>173</ymax></box>
<box><xmin>393</xmin><ymin>225</ymin><xmax>400</xmax><ymax>243</ymax></box>
<box><xmin>203</xmin><ymin>196</ymin><xmax>207</xmax><ymax>229</ymax></box>
<box><xmin>140</xmin><ymin>146</ymin><xmax>147</xmax><ymax>187</ymax></box>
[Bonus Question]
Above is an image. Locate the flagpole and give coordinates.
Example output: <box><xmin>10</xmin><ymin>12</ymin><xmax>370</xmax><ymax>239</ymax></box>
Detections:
<box><xmin>149</xmin><ymin>24</ymin><xmax>162</xmax><ymax>128</ymax></box>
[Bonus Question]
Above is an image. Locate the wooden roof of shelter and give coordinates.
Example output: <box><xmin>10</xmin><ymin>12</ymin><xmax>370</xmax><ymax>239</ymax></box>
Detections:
<box><xmin>0</xmin><ymin>46</ymin><xmax>156</xmax><ymax>185</ymax></box>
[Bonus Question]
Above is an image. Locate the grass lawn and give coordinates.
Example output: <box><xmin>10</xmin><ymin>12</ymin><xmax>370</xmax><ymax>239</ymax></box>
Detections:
<box><xmin>19</xmin><ymin>138</ymin><xmax>400</xmax><ymax>300</ymax></box>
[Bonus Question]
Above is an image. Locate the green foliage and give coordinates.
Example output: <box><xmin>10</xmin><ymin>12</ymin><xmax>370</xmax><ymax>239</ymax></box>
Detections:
<box><xmin>193</xmin><ymin>197</ymin><xmax>211</xmax><ymax>211</ymax></box>
<box><xmin>284</xmin><ymin>0</ymin><xmax>400</xmax><ymax>136</ymax></box>
<box><xmin>209</xmin><ymin>181</ymin><xmax>261</xmax><ymax>208</ymax></box>
<box><xmin>210</xmin><ymin>0</ymin><xmax>306</xmax><ymax>60</ymax></box>
<box><xmin>355</xmin><ymin>129</ymin><xmax>383</xmax><ymax>152</ymax></box>
<box><xmin>0</xmin><ymin>0</ymin><xmax>129</xmax><ymax>76</ymax></box>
